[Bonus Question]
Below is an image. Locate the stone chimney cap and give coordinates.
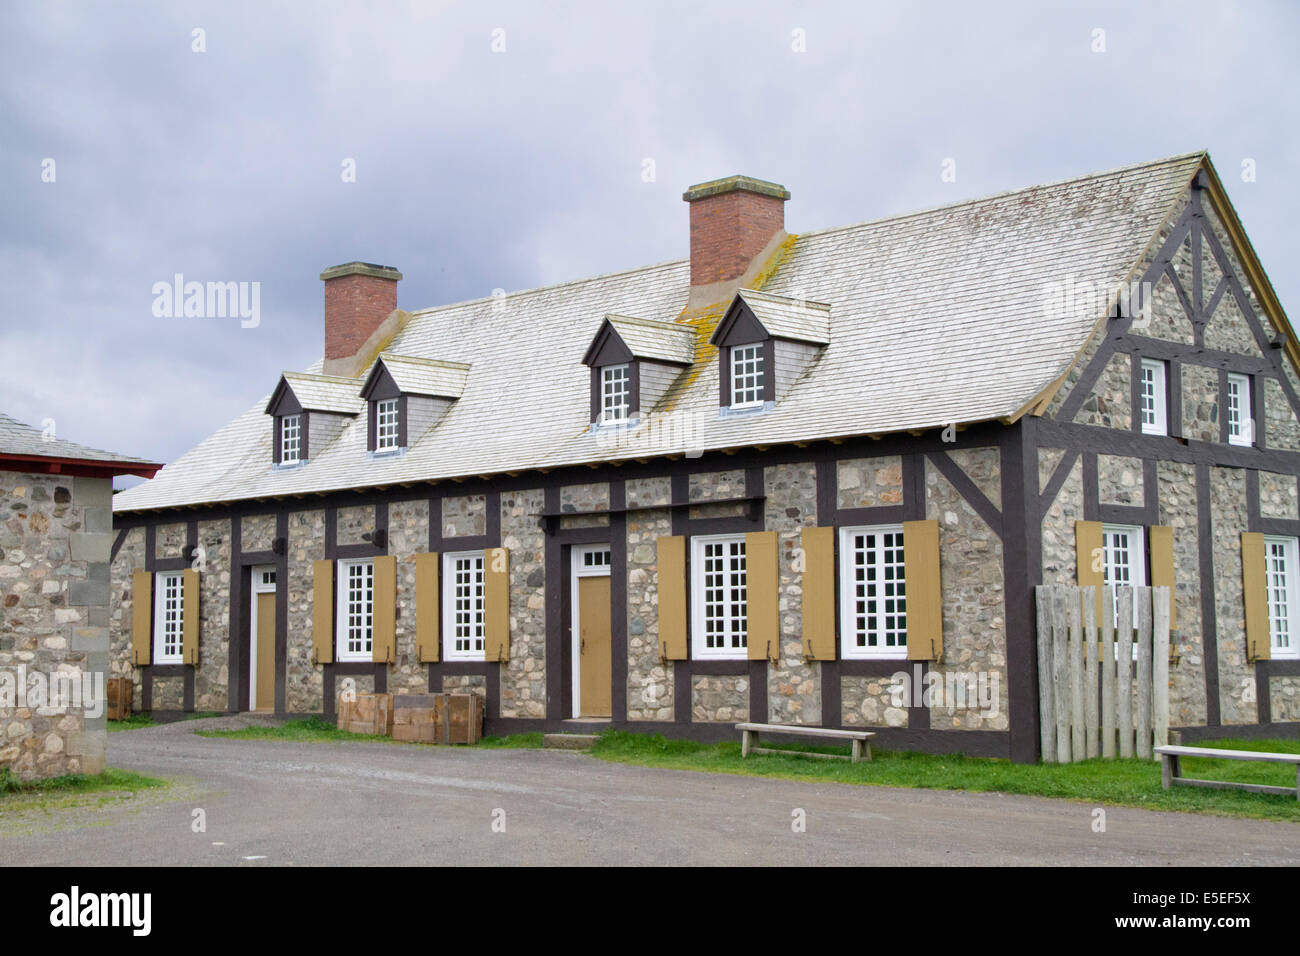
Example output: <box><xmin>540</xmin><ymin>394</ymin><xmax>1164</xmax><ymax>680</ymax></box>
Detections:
<box><xmin>682</xmin><ymin>175</ymin><xmax>791</xmax><ymax>203</ymax></box>
<box><xmin>319</xmin><ymin>262</ymin><xmax>403</xmax><ymax>282</ymax></box>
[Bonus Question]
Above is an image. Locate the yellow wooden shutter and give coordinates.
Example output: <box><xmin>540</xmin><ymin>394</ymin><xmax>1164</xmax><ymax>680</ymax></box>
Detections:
<box><xmin>656</xmin><ymin>535</ymin><xmax>688</xmax><ymax>660</ymax></box>
<box><xmin>415</xmin><ymin>552</ymin><xmax>440</xmax><ymax>662</ymax></box>
<box><xmin>372</xmin><ymin>555</ymin><xmax>396</xmax><ymax>664</ymax></box>
<box><xmin>745</xmin><ymin>531</ymin><xmax>779</xmax><ymax>661</ymax></box>
<box><xmin>182</xmin><ymin>568</ymin><xmax>200</xmax><ymax>665</ymax></box>
<box><xmin>131</xmin><ymin>570</ymin><xmax>152</xmax><ymax>666</ymax></box>
<box><xmin>312</xmin><ymin>559</ymin><xmax>334</xmax><ymax>664</ymax></box>
<box><xmin>1076</xmin><ymin>520</ymin><xmax>1105</xmax><ymax>619</ymax></box>
<box><xmin>801</xmin><ymin>526</ymin><xmax>836</xmax><ymax>660</ymax></box>
<box><xmin>484</xmin><ymin>547</ymin><xmax>510</xmax><ymax>662</ymax></box>
<box><xmin>1242</xmin><ymin>532</ymin><xmax>1270</xmax><ymax>661</ymax></box>
<box><xmin>1148</xmin><ymin>525</ymin><xmax>1176</xmax><ymax>629</ymax></box>
<box><xmin>903</xmin><ymin>519</ymin><xmax>942</xmax><ymax>661</ymax></box>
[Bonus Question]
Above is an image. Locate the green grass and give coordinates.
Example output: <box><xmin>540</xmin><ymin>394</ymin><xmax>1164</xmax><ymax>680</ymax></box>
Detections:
<box><xmin>198</xmin><ymin>715</ymin><xmax>543</xmax><ymax>749</ymax></box>
<box><xmin>0</xmin><ymin>767</ymin><xmax>167</xmax><ymax>812</ymax></box>
<box><xmin>586</xmin><ymin>731</ymin><xmax>1300</xmax><ymax>822</ymax></box>
<box><xmin>107</xmin><ymin>713</ymin><xmax>157</xmax><ymax>732</ymax></box>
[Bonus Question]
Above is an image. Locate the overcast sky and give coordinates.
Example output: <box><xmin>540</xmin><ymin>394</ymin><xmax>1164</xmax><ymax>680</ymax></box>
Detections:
<box><xmin>3</xmin><ymin>1</ymin><xmax>1298</xmax><ymax>485</ymax></box>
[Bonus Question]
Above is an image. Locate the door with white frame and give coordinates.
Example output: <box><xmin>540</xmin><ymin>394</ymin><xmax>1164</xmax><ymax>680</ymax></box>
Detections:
<box><xmin>250</xmin><ymin>566</ymin><xmax>277</xmax><ymax>711</ymax></box>
<box><xmin>571</xmin><ymin>545</ymin><xmax>612</xmax><ymax>718</ymax></box>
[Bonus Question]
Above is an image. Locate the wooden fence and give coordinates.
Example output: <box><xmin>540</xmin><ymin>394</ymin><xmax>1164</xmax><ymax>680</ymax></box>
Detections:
<box><xmin>1034</xmin><ymin>584</ymin><xmax>1171</xmax><ymax>763</ymax></box>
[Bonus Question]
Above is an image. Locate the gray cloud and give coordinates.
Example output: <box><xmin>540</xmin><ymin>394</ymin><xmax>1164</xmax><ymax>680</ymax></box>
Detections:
<box><xmin>2</xmin><ymin>0</ymin><xmax>1297</xmax><ymax>487</ymax></box>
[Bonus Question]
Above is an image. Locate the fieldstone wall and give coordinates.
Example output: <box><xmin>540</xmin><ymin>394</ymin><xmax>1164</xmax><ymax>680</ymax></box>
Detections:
<box><xmin>559</xmin><ymin>482</ymin><xmax>609</xmax><ymax>531</ymax></box>
<box><xmin>241</xmin><ymin>513</ymin><xmax>276</xmax><ymax>553</ymax></box>
<box><xmin>626</xmin><ymin>506</ymin><xmax>672</xmax><ymax>721</ymax></box>
<box><xmin>1040</xmin><ymin>454</ymin><xmax>1083</xmax><ymax>587</ymax></box>
<box><xmin>499</xmin><ymin>489</ymin><xmax>545</xmax><ymax>718</ymax></box>
<box><xmin>625</xmin><ymin>476</ymin><xmax>670</xmax><ymax>509</ymax></box>
<box><xmin>286</xmin><ymin>509</ymin><xmax>326</xmax><ymax>713</ymax></box>
<box><xmin>1098</xmin><ymin>455</ymin><xmax>1143</xmax><ymax>506</ymax></box>
<box><xmin>1</xmin><ymin>472</ymin><xmax>111</xmax><ymax>779</ymax></box>
<box><xmin>336</xmin><ymin>505</ymin><xmax>375</xmax><ymax>547</ymax></box>
<box><xmin>388</xmin><ymin>498</ymin><xmax>430</xmax><ymax>696</ymax></box>
<box><xmin>195</xmin><ymin>518</ymin><xmax>231</xmax><ymax>711</ymax></box>
<box><xmin>764</xmin><ymin>462</ymin><xmax>819</xmax><ymax>724</ymax></box>
<box><xmin>155</xmin><ymin>522</ymin><xmax>186</xmax><ymax>561</ymax></box>
<box><xmin>842</xmin><ymin>675</ymin><xmax>907</xmax><ymax>728</ymax></box>
<box><xmin>1182</xmin><ymin>365</ymin><xmax>1219</xmax><ymax>444</ymax></box>
<box><xmin>1270</xmin><ymin>676</ymin><xmax>1300</xmax><ymax>723</ymax></box>
<box><xmin>1072</xmin><ymin>353</ymin><xmax>1131</xmax><ymax>430</ymax></box>
<box><xmin>1209</xmin><ymin>467</ymin><xmax>1255</xmax><ymax>724</ymax></box>
<box><xmin>442</xmin><ymin>673</ymin><xmax>486</xmax><ymax>700</ymax></box>
<box><xmin>1258</xmin><ymin>471</ymin><xmax>1298</xmax><ymax>519</ymax></box>
<box><xmin>1157</xmin><ymin>461</ymin><xmax>1206</xmax><ymax>726</ymax></box>
<box><xmin>691</xmin><ymin>674</ymin><xmax>747</xmax><ymax>723</ymax></box>
<box><xmin>110</xmin><ymin>526</ymin><xmax>146</xmax><ymax>709</ymax></box>
<box><xmin>1264</xmin><ymin>379</ymin><xmax>1300</xmax><ymax>452</ymax></box>
<box><xmin>1145</xmin><ymin>270</ymin><xmax>1196</xmax><ymax>344</ymax></box>
<box><xmin>925</xmin><ymin>462</ymin><xmax>1007</xmax><ymax>730</ymax></box>
<box><xmin>442</xmin><ymin>495</ymin><xmax>486</xmax><ymax>538</ymax></box>
<box><xmin>836</xmin><ymin>456</ymin><xmax>902</xmax><ymax>509</ymax></box>
<box><xmin>947</xmin><ymin>447</ymin><xmax>1001</xmax><ymax>509</ymax></box>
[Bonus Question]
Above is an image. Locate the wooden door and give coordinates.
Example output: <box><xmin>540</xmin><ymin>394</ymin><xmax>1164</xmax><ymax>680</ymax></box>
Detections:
<box><xmin>578</xmin><ymin>576</ymin><xmax>611</xmax><ymax>718</ymax></box>
<box><xmin>256</xmin><ymin>592</ymin><xmax>276</xmax><ymax>711</ymax></box>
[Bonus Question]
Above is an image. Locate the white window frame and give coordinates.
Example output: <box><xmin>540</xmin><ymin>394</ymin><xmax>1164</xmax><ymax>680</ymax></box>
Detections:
<box><xmin>1227</xmin><ymin>373</ymin><xmax>1253</xmax><ymax>447</ymax></box>
<box><xmin>153</xmin><ymin>571</ymin><xmax>185</xmax><ymax>664</ymax></box>
<box><xmin>280</xmin><ymin>414</ymin><xmax>302</xmax><ymax>464</ymax></box>
<box><xmin>375</xmin><ymin>397</ymin><xmax>401</xmax><ymax>451</ymax></box>
<box><xmin>690</xmin><ymin>534</ymin><xmax>748</xmax><ymax>659</ymax></box>
<box><xmin>1102</xmin><ymin>524</ymin><xmax>1146</xmax><ymax>644</ymax></box>
<box><xmin>600</xmin><ymin>364</ymin><xmax>631</xmax><ymax>424</ymax></box>
<box><xmin>1139</xmin><ymin>359</ymin><xmax>1167</xmax><ymax>436</ymax></box>
<box><xmin>1265</xmin><ymin>535</ymin><xmax>1300</xmax><ymax>660</ymax></box>
<box><xmin>443</xmin><ymin>550</ymin><xmax>486</xmax><ymax>661</ymax></box>
<box><xmin>730</xmin><ymin>343</ymin><xmax>765</xmax><ymax>409</ymax></box>
<box><xmin>335</xmin><ymin>558</ymin><xmax>374</xmax><ymax>662</ymax></box>
<box><xmin>838</xmin><ymin>525</ymin><xmax>908</xmax><ymax>659</ymax></box>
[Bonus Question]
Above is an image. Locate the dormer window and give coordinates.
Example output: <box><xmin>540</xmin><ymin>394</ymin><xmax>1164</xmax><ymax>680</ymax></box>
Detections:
<box><xmin>376</xmin><ymin>398</ymin><xmax>401</xmax><ymax>451</ymax></box>
<box><xmin>730</xmin><ymin>344</ymin><xmax>766</xmax><ymax>408</ymax></box>
<box><xmin>601</xmin><ymin>364</ymin><xmax>631</xmax><ymax>423</ymax></box>
<box><xmin>280</xmin><ymin>414</ymin><xmax>302</xmax><ymax>464</ymax></box>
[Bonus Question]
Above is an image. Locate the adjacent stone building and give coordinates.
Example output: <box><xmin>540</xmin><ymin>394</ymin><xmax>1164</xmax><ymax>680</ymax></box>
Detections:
<box><xmin>0</xmin><ymin>414</ymin><xmax>159</xmax><ymax>780</ymax></box>
<box><xmin>108</xmin><ymin>153</ymin><xmax>1300</xmax><ymax>762</ymax></box>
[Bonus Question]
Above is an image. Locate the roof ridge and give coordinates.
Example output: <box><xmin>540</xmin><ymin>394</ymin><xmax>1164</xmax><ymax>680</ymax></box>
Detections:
<box><xmin>738</xmin><ymin>287</ymin><xmax>831</xmax><ymax>310</ymax></box>
<box><xmin>378</xmin><ymin>352</ymin><xmax>472</xmax><ymax>370</ymax></box>
<box><xmin>607</xmin><ymin>313</ymin><xmax>694</xmax><ymax>333</ymax></box>
<box><xmin>283</xmin><ymin>371</ymin><xmax>362</xmax><ymax>385</ymax></box>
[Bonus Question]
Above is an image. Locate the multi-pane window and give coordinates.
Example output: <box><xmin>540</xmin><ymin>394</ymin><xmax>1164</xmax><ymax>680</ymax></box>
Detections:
<box><xmin>280</xmin><ymin>414</ymin><xmax>301</xmax><ymax>464</ymax></box>
<box><xmin>839</xmin><ymin>526</ymin><xmax>907</xmax><ymax>658</ymax></box>
<box><xmin>1139</xmin><ymin>359</ymin><xmax>1167</xmax><ymax>435</ymax></box>
<box><xmin>1265</xmin><ymin>536</ymin><xmax>1299</xmax><ymax>659</ymax></box>
<box><xmin>582</xmin><ymin>548</ymin><xmax>611</xmax><ymax>569</ymax></box>
<box><xmin>1227</xmin><ymin>373</ymin><xmax>1252</xmax><ymax>446</ymax></box>
<box><xmin>153</xmin><ymin>571</ymin><xmax>184</xmax><ymax>663</ymax></box>
<box><xmin>336</xmin><ymin>559</ymin><xmax>374</xmax><ymax>661</ymax></box>
<box><xmin>444</xmin><ymin>551</ymin><xmax>486</xmax><ymax>660</ymax></box>
<box><xmin>692</xmin><ymin>535</ymin><xmax>747</xmax><ymax>657</ymax></box>
<box><xmin>376</xmin><ymin>398</ymin><xmax>401</xmax><ymax>451</ymax></box>
<box><xmin>1102</xmin><ymin>524</ymin><xmax>1146</xmax><ymax>636</ymax></box>
<box><xmin>730</xmin><ymin>343</ymin><xmax>765</xmax><ymax>408</ymax></box>
<box><xmin>601</xmin><ymin>364</ymin><xmax>631</xmax><ymax>423</ymax></box>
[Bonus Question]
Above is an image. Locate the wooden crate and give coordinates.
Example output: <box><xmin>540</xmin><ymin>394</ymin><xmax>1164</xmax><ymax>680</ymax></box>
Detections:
<box><xmin>336</xmin><ymin>692</ymin><xmax>394</xmax><ymax>736</ymax></box>
<box><xmin>391</xmin><ymin>694</ymin><xmax>440</xmax><ymax>743</ymax></box>
<box><xmin>439</xmin><ymin>692</ymin><xmax>484</xmax><ymax>745</ymax></box>
<box><xmin>106</xmin><ymin>677</ymin><xmax>133</xmax><ymax>721</ymax></box>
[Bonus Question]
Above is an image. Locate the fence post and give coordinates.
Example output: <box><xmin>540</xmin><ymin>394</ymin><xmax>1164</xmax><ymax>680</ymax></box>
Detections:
<box><xmin>1116</xmin><ymin>587</ymin><xmax>1134</xmax><ymax>759</ymax></box>
<box><xmin>1068</xmin><ymin>585</ymin><xmax>1085</xmax><ymax>762</ymax></box>
<box><xmin>1082</xmin><ymin>585</ymin><xmax>1099</xmax><ymax>759</ymax></box>
<box><xmin>1035</xmin><ymin>585</ymin><xmax>1056</xmax><ymax>764</ymax></box>
<box><xmin>1153</xmin><ymin>586</ymin><xmax>1171</xmax><ymax>756</ymax></box>
<box><xmin>1101</xmin><ymin>585</ymin><xmax>1116</xmax><ymax>759</ymax></box>
<box><xmin>1135</xmin><ymin>586</ymin><xmax>1153</xmax><ymax>761</ymax></box>
<box><xmin>1051</xmin><ymin>585</ymin><xmax>1071</xmax><ymax>763</ymax></box>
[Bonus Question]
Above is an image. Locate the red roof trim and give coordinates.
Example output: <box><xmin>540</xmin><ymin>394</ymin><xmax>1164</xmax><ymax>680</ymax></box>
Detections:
<box><xmin>0</xmin><ymin>452</ymin><xmax>162</xmax><ymax>479</ymax></box>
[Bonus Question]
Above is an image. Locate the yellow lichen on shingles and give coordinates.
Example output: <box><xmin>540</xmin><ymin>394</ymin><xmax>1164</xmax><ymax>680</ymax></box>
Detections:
<box><xmin>658</xmin><ymin>234</ymin><xmax>801</xmax><ymax>411</ymax></box>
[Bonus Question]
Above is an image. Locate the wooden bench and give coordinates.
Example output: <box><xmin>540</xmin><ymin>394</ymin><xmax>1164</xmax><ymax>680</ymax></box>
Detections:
<box><xmin>1155</xmin><ymin>744</ymin><xmax>1300</xmax><ymax>801</ymax></box>
<box><xmin>736</xmin><ymin>722</ymin><xmax>875</xmax><ymax>763</ymax></box>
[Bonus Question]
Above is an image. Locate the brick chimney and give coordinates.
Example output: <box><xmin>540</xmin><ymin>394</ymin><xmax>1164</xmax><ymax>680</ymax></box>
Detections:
<box><xmin>683</xmin><ymin>176</ymin><xmax>790</xmax><ymax>295</ymax></box>
<box><xmin>320</xmin><ymin>262</ymin><xmax>402</xmax><ymax>377</ymax></box>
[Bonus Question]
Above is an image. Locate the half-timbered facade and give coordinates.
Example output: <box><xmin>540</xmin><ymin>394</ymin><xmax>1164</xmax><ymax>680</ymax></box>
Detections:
<box><xmin>109</xmin><ymin>153</ymin><xmax>1300</xmax><ymax>762</ymax></box>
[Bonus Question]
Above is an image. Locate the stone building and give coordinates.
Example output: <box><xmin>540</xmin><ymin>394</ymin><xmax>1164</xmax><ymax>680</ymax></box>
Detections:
<box><xmin>109</xmin><ymin>153</ymin><xmax>1300</xmax><ymax>762</ymax></box>
<box><xmin>1</xmin><ymin>414</ymin><xmax>159</xmax><ymax>780</ymax></box>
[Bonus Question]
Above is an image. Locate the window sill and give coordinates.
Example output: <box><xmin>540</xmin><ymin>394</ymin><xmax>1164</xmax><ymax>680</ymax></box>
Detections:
<box><xmin>151</xmin><ymin>656</ymin><xmax>186</xmax><ymax>667</ymax></box>
<box><xmin>272</xmin><ymin>460</ymin><xmax>307</xmax><ymax>472</ymax></box>
<box><xmin>1228</xmin><ymin>437</ymin><xmax>1253</xmax><ymax>448</ymax></box>
<box><xmin>720</xmin><ymin>401</ymin><xmax>773</xmax><ymax>418</ymax></box>
<box><xmin>841</xmin><ymin>653</ymin><xmax>909</xmax><ymax>662</ymax></box>
<box><xmin>1139</xmin><ymin>425</ymin><xmax>1167</xmax><ymax>437</ymax></box>
<box><xmin>691</xmin><ymin>650</ymin><xmax>750</xmax><ymax>661</ymax></box>
<box><xmin>589</xmin><ymin>416</ymin><xmax>640</xmax><ymax>433</ymax></box>
<box><xmin>367</xmin><ymin>447</ymin><xmax>407</xmax><ymax>461</ymax></box>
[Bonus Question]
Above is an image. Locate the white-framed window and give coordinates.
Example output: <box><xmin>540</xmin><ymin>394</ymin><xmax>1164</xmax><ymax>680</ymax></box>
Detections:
<box><xmin>335</xmin><ymin>559</ymin><xmax>374</xmax><ymax>661</ymax></box>
<box><xmin>280</xmin><ymin>414</ymin><xmax>301</xmax><ymax>464</ymax></box>
<box><xmin>601</xmin><ymin>364</ymin><xmax>631</xmax><ymax>423</ymax></box>
<box><xmin>376</xmin><ymin>398</ymin><xmax>401</xmax><ymax>451</ymax></box>
<box><xmin>1102</xmin><ymin>524</ymin><xmax>1146</xmax><ymax>638</ymax></box>
<box><xmin>1139</xmin><ymin>359</ymin><xmax>1167</xmax><ymax>436</ymax></box>
<box><xmin>443</xmin><ymin>551</ymin><xmax>486</xmax><ymax>660</ymax></box>
<box><xmin>1227</xmin><ymin>373</ymin><xmax>1253</xmax><ymax>446</ymax></box>
<box><xmin>691</xmin><ymin>534</ymin><xmax>748</xmax><ymax>658</ymax></box>
<box><xmin>839</xmin><ymin>525</ymin><xmax>908</xmax><ymax>658</ymax></box>
<box><xmin>1265</xmin><ymin>535</ymin><xmax>1300</xmax><ymax>660</ymax></box>
<box><xmin>730</xmin><ymin>343</ymin><xmax>765</xmax><ymax>408</ymax></box>
<box><xmin>153</xmin><ymin>571</ymin><xmax>185</xmax><ymax>664</ymax></box>
<box><xmin>581</xmin><ymin>547</ymin><xmax>611</xmax><ymax>570</ymax></box>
